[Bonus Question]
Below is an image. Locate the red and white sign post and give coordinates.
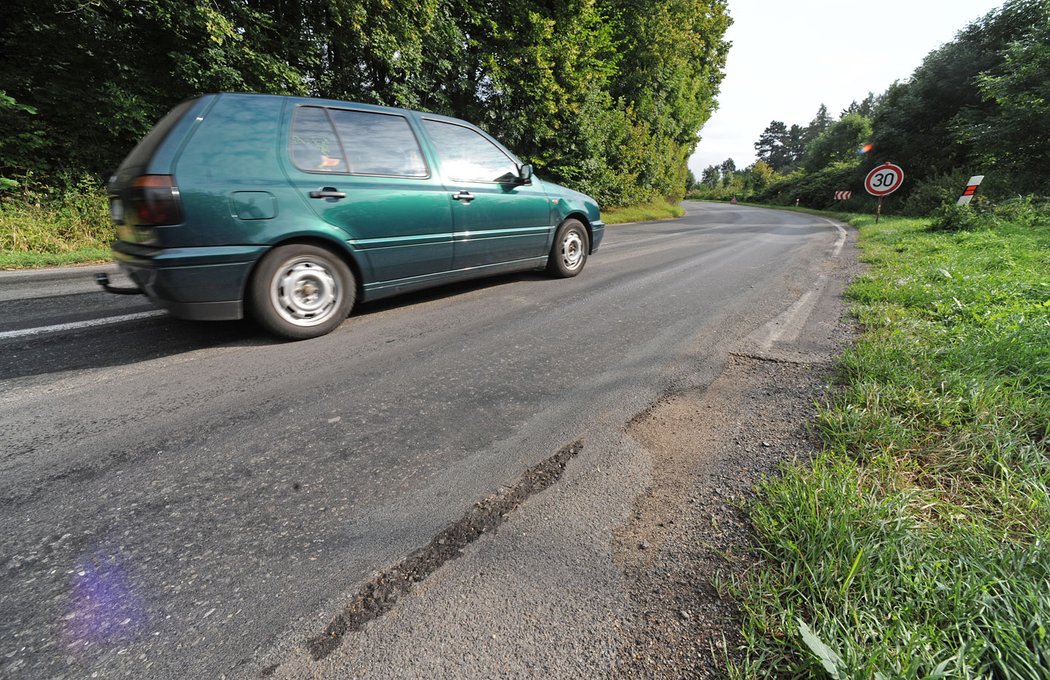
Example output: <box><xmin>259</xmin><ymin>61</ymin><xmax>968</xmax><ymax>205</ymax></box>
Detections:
<box><xmin>957</xmin><ymin>175</ymin><xmax>985</xmax><ymax>205</ymax></box>
<box><xmin>834</xmin><ymin>191</ymin><xmax>852</xmax><ymax>201</ymax></box>
<box><xmin>864</xmin><ymin>162</ymin><xmax>904</xmax><ymax>223</ymax></box>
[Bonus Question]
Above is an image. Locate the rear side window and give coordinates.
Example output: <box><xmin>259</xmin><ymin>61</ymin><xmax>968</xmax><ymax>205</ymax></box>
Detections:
<box><xmin>329</xmin><ymin>110</ymin><xmax>428</xmax><ymax>177</ymax></box>
<box><xmin>421</xmin><ymin>120</ymin><xmax>518</xmax><ymax>183</ymax></box>
<box><xmin>290</xmin><ymin>107</ymin><xmax>347</xmax><ymax>173</ymax></box>
<box><xmin>290</xmin><ymin>106</ymin><xmax>428</xmax><ymax>177</ymax></box>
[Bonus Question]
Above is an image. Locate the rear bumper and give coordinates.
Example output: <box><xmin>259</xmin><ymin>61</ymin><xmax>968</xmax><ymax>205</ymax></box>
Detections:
<box><xmin>111</xmin><ymin>242</ymin><xmax>266</xmax><ymax>321</ymax></box>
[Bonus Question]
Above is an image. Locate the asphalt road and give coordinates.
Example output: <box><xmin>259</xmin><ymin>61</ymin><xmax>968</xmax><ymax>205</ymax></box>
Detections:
<box><xmin>0</xmin><ymin>202</ymin><xmax>849</xmax><ymax>678</ymax></box>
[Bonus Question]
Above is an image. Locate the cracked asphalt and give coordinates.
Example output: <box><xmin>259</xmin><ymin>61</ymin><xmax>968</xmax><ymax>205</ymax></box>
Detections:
<box><xmin>0</xmin><ymin>202</ymin><xmax>854</xmax><ymax>678</ymax></box>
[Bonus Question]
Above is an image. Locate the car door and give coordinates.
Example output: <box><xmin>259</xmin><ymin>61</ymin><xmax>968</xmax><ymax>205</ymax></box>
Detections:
<box><xmin>420</xmin><ymin>118</ymin><xmax>552</xmax><ymax>270</ymax></box>
<box><xmin>283</xmin><ymin>104</ymin><xmax>453</xmax><ymax>284</ymax></box>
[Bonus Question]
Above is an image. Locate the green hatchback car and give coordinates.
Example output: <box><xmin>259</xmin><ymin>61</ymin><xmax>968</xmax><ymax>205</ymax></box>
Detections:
<box><xmin>99</xmin><ymin>93</ymin><xmax>604</xmax><ymax>339</ymax></box>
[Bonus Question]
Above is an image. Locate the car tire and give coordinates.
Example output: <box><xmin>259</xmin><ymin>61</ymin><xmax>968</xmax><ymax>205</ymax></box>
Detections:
<box><xmin>546</xmin><ymin>218</ymin><xmax>589</xmax><ymax>278</ymax></box>
<box><xmin>250</xmin><ymin>243</ymin><xmax>355</xmax><ymax>340</ymax></box>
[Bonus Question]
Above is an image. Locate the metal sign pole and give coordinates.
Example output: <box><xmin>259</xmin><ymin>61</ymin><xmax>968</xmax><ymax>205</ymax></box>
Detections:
<box><xmin>876</xmin><ymin>196</ymin><xmax>883</xmax><ymax>223</ymax></box>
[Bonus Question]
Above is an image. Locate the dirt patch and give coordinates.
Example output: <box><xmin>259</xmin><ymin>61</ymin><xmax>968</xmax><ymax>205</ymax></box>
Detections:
<box><xmin>613</xmin><ymin>352</ymin><xmax>848</xmax><ymax>676</ymax></box>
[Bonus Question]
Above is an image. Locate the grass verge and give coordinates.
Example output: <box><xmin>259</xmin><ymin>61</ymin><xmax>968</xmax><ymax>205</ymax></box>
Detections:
<box><xmin>727</xmin><ymin>212</ymin><xmax>1050</xmax><ymax>677</ymax></box>
<box><xmin>1</xmin><ymin>178</ymin><xmax>113</xmax><ymax>269</ymax></box>
<box><xmin>0</xmin><ymin>248</ymin><xmax>111</xmax><ymax>270</ymax></box>
<box><xmin>603</xmin><ymin>198</ymin><xmax>685</xmax><ymax>224</ymax></box>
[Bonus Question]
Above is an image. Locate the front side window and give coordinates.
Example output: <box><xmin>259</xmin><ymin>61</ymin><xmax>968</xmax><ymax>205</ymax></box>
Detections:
<box><xmin>329</xmin><ymin>109</ymin><xmax>428</xmax><ymax>177</ymax></box>
<box><xmin>422</xmin><ymin>120</ymin><xmax>519</xmax><ymax>183</ymax></box>
<box><xmin>290</xmin><ymin>107</ymin><xmax>346</xmax><ymax>173</ymax></box>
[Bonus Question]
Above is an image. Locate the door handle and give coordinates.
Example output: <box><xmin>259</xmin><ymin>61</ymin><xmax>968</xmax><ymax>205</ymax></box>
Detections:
<box><xmin>309</xmin><ymin>187</ymin><xmax>347</xmax><ymax>199</ymax></box>
<box><xmin>452</xmin><ymin>190</ymin><xmax>475</xmax><ymax>203</ymax></box>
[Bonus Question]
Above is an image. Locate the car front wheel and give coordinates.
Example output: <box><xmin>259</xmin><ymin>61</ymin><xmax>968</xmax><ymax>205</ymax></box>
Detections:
<box><xmin>547</xmin><ymin>218</ymin><xmax>589</xmax><ymax>278</ymax></box>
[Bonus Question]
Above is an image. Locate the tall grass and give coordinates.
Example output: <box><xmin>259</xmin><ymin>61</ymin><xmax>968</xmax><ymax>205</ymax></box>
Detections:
<box><xmin>0</xmin><ymin>174</ymin><xmax>113</xmax><ymax>267</ymax></box>
<box><xmin>603</xmin><ymin>198</ymin><xmax>685</xmax><ymax>224</ymax></box>
<box><xmin>727</xmin><ymin>211</ymin><xmax>1050</xmax><ymax>677</ymax></box>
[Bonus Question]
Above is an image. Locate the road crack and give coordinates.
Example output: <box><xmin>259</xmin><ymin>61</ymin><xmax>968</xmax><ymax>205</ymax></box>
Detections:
<box><xmin>727</xmin><ymin>351</ymin><xmax>814</xmax><ymax>365</ymax></box>
<box><xmin>299</xmin><ymin>440</ymin><xmax>583</xmax><ymax>666</ymax></box>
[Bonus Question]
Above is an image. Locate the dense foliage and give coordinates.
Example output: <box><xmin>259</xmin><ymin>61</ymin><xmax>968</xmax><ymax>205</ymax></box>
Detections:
<box><xmin>0</xmin><ymin>0</ymin><xmax>730</xmax><ymax>208</ymax></box>
<box><xmin>694</xmin><ymin>0</ymin><xmax>1049</xmax><ymax>212</ymax></box>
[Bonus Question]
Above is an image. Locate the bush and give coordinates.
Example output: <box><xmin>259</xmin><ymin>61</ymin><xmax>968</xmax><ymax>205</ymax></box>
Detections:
<box><xmin>900</xmin><ymin>170</ymin><xmax>974</xmax><ymax>216</ymax></box>
<box><xmin>755</xmin><ymin>161</ymin><xmax>866</xmax><ymax>210</ymax></box>
<box><xmin>927</xmin><ymin>202</ymin><xmax>988</xmax><ymax>232</ymax></box>
<box><xmin>990</xmin><ymin>195</ymin><xmax>1050</xmax><ymax>227</ymax></box>
<box><xmin>0</xmin><ymin>173</ymin><xmax>112</xmax><ymax>253</ymax></box>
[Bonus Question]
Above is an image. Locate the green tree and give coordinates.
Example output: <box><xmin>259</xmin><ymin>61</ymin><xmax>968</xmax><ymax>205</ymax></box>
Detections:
<box><xmin>842</xmin><ymin>92</ymin><xmax>877</xmax><ymax>118</ymax></box>
<box><xmin>0</xmin><ymin>0</ymin><xmax>305</xmax><ymax>179</ymax></box>
<box><xmin>784</xmin><ymin>124</ymin><xmax>807</xmax><ymax>168</ymax></box>
<box><xmin>966</xmin><ymin>10</ymin><xmax>1050</xmax><ymax>193</ymax></box>
<box><xmin>869</xmin><ymin>0</ymin><xmax>1047</xmax><ymax>187</ymax></box>
<box><xmin>755</xmin><ymin>120</ymin><xmax>791</xmax><ymax>171</ymax></box>
<box><xmin>605</xmin><ymin>0</ymin><xmax>731</xmax><ymax>201</ymax></box>
<box><xmin>288</xmin><ymin>0</ymin><xmax>468</xmax><ymax>112</ymax></box>
<box><xmin>719</xmin><ymin>158</ymin><xmax>736</xmax><ymax>185</ymax></box>
<box><xmin>744</xmin><ymin>160</ymin><xmax>775</xmax><ymax>193</ymax></box>
<box><xmin>803</xmin><ymin>103</ymin><xmax>832</xmax><ymax>146</ymax></box>
<box><xmin>701</xmin><ymin>164</ymin><xmax>721</xmax><ymax>187</ymax></box>
<box><xmin>802</xmin><ymin>113</ymin><xmax>872</xmax><ymax>172</ymax></box>
<box><xmin>0</xmin><ymin>91</ymin><xmax>40</xmax><ymax>191</ymax></box>
<box><xmin>745</xmin><ymin>0</ymin><xmax>1050</xmax><ymax>206</ymax></box>
<box><xmin>0</xmin><ymin>0</ymin><xmax>733</xmax><ymax>208</ymax></box>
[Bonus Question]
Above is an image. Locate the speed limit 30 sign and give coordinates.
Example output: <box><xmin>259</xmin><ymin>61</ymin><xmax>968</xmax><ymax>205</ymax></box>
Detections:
<box><xmin>865</xmin><ymin>162</ymin><xmax>905</xmax><ymax>196</ymax></box>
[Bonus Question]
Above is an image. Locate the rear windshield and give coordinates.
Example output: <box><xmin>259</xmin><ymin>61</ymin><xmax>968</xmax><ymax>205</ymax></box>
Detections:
<box><xmin>119</xmin><ymin>98</ymin><xmax>199</xmax><ymax>172</ymax></box>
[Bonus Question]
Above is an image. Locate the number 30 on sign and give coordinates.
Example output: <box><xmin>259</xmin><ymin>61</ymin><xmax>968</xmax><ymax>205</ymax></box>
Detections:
<box><xmin>864</xmin><ymin>163</ymin><xmax>904</xmax><ymax>197</ymax></box>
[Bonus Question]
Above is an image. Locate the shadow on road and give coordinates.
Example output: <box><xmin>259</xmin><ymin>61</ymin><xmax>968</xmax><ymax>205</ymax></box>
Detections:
<box><xmin>0</xmin><ymin>272</ymin><xmax>548</xmax><ymax>381</ymax></box>
<box><xmin>695</xmin><ymin>224</ymin><xmax>831</xmax><ymax>238</ymax></box>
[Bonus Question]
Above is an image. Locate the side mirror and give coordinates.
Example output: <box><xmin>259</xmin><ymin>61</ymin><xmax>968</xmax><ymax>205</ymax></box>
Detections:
<box><xmin>517</xmin><ymin>164</ymin><xmax>533</xmax><ymax>185</ymax></box>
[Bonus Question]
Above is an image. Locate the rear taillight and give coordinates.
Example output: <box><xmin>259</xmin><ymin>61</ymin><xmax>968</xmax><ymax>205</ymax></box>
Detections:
<box><xmin>130</xmin><ymin>175</ymin><xmax>183</xmax><ymax>226</ymax></box>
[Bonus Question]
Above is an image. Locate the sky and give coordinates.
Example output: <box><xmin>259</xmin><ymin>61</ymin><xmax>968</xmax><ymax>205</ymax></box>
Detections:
<box><xmin>688</xmin><ymin>0</ymin><xmax>1006</xmax><ymax>176</ymax></box>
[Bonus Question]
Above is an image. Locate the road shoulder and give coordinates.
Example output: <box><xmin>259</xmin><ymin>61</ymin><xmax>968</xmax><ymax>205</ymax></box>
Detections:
<box><xmin>612</xmin><ymin>217</ymin><xmax>858</xmax><ymax>675</ymax></box>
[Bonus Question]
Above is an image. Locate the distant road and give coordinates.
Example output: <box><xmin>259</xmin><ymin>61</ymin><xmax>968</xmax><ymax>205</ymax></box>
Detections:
<box><xmin>0</xmin><ymin>203</ymin><xmax>847</xmax><ymax>678</ymax></box>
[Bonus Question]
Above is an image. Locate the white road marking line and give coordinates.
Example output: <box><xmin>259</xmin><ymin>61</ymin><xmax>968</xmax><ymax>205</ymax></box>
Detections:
<box><xmin>823</xmin><ymin>218</ymin><xmax>848</xmax><ymax>257</ymax></box>
<box><xmin>762</xmin><ymin>288</ymin><xmax>820</xmax><ymax>349</ymax></box>
<box><xmin>0</xmin><ymin>310</ymin><xmax>167</xmax><ymax>340</ymax></box>
<box><xmin>746</xmin><ymin>272</ymin><xmax>831</xmax><ymax>352</ymax></box>
<box><xmin>746</xmin><ymin>217</ymin><xmax>846</xmax><ymax>352</ymax></box>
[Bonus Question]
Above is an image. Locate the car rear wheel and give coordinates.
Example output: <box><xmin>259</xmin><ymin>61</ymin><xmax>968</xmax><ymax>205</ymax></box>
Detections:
<box><xmin>546</xmin><ymin>218</ymin><xmax>589</xmax><ymax>278</ymax></box>
<box><xmin>250</xmin><ymin>244</ymin><xmax>355</xmax><ymax>340</ymax></box>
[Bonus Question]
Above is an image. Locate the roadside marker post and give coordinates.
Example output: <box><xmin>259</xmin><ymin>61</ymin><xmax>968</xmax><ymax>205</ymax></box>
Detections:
<box><xmin>864</xmin><ymin>162</ymin><xmax>904</xmax><ymax>223</ymax></box>
<box><xmin>956</xmin><ymin>175</ymin><xmax>985</xmax><ymax>205</ymax></box>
